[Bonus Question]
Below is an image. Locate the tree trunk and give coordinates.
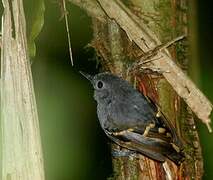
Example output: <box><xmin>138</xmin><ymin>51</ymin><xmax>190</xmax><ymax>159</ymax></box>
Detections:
<box><xmin>69</xmin><ymin>0</ymin><xmax>204</xmax><ymax>179</ymax></box>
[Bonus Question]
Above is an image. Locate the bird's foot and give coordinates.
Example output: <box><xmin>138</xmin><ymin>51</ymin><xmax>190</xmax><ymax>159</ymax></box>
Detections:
<box><xmin>111</xmin><ymin>149</ymin><xmax>137</xmax><ymax>158</ymax></box>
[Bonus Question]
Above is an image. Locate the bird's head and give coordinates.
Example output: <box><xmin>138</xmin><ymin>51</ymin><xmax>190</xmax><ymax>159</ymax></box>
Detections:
<box><xmin>80</xmin><ymin>72</ymin><xmax>131</xmax><ymax>103</ymax></box>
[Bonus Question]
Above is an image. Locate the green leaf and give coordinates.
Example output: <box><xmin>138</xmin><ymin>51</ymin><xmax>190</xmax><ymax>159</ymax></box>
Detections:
<box><xmin>24</xmin><ymin>0</ymin><xmax>45</xmax><ymax>58</ymax></box>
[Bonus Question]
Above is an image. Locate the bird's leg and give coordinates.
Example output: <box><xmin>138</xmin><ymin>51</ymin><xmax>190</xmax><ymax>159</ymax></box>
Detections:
<box><xmin>143</xmin><ymin>123</ymin><xmax>155</xmax><ymax>137</ymax></box>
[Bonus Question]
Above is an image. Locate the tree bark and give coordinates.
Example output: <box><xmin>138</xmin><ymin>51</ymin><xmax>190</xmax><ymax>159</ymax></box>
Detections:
<box><xmin>69</xmin><ymin>0</ymin><xmax>206</xmax><ymax>179</ymax></box>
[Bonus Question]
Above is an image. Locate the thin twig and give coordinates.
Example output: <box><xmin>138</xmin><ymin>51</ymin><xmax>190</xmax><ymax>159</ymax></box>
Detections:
<box><xmin>141</xmin><ymin>35</ymin><xmax>186</xmax><ymax>63</ymax></box>
<box><xmin>62</xmin><ymin>0</ymin><xmax>74</xmax><ymax>66</ymax></box>
<box><xmin>131</xmin><ymin>35</ymin><xmax>186</xmax><ymax>69</ymax></box>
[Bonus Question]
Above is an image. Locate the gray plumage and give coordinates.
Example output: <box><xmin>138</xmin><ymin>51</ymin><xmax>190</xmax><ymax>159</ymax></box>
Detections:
<box><xmin>81</xmin><ymin>72</ymin><xmax>184</xmax><ymax>165</ymax></box>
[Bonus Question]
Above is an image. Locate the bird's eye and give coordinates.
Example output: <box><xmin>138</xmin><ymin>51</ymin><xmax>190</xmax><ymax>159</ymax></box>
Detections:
<box><xmin>97</xmin><ymin>81</ymin><xmax>103</xmax><ymax>89</ymax></box>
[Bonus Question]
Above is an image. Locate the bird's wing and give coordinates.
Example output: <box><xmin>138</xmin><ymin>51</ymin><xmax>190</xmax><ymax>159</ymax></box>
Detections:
<box><xmin>105</xmin><ymin>128</ymin><xmax>184</xmax><ymax>165</ymax></box>
<box><xmin>111</xmin><ymin>92</ymin><xmax>183</xmax><ymax>147</ymax></box>
<box><xmin>143</xmin><ymin>95</ymin><xmax>183</xmax><ymax>147</ymax></box>
<box><xmin>105</xmin><ymin>89</ymin><xmax>184</xmax><ymax>164</ymax></box>
<box><xmin>105</xmin><ymin>109</ymin><xmax>184</xmax><ymax>164</ymax></box>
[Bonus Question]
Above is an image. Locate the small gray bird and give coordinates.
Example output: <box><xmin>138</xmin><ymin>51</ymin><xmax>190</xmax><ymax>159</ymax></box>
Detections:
<box><xmin>80</xmin><ymin>72</ymin><xmax>184</xmax><ymax>165</ymax></box>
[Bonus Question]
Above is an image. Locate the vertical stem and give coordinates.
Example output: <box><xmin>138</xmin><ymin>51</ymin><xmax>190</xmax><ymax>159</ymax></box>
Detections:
<box><xmin>1</xmin><ymin>0</ymin><xmax>45</xmax><ymax>179</ymax></box>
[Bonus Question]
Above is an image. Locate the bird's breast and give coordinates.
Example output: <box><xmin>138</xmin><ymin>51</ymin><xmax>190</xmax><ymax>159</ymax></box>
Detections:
<box><xmin>96</xmin><ymin>102</ymin><xmax>109</xmax><ymax>129</ymax></box>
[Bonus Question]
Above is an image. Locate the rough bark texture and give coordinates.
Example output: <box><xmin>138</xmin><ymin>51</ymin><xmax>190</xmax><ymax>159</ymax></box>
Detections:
<box><xmin>69</xmin><ymin>0</ymin><xmax>205</xmax><ymax>179</ymax></box>
<box><xmin>1</xmin><ymin>0</ymin><xmax>45</xmax><ymax>179</ymax></box>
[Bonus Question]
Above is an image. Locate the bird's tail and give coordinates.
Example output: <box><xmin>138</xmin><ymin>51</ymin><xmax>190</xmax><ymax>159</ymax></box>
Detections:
<box><xmin>165</xmin><ymin>146</ymin><xmax>185</xmax><ymax>165</ymax></box>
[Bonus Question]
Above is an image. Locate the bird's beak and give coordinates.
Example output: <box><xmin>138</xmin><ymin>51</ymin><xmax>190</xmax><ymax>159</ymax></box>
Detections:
<box><xmin>79</xmin><ymin>71</ymin><xmax>93</xmax><ymax>82</ymax></box>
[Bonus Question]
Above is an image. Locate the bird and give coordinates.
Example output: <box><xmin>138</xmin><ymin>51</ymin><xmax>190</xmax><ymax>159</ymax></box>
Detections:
<box><xmin>80</xmin><ymin>71</ymin><xmax>184</xmax><ymax>165</ymax></box>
